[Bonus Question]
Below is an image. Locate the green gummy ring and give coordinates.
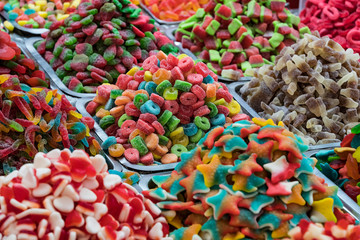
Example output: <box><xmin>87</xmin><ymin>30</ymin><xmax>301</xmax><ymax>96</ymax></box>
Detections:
<box><xmin>133</xmin><ymin>93</ymin><xmax>148</xmax><ymax>109</ymax></box>
<box><xmin>159</xmin><ymin>135</ymin><xmax>169</xmax><ymax>145</ymax></box>
<box><xmin>167</xmin><ymin>115</ymin><xmax>180</xmax><ymax>132</ymax></box>
<box><xmin>174</xmin><ymin>80</ymin><xmax>192</xmax><ymax>92</ymax></box>
<box><xmin>156</xmin><ymin>80</ymin><xmax>172</xmax><ymax>96</ymax></box>
<box><xmin>206</xmin><ymin>102</ymin><xmax>218</xmax><ymax>118</ymax></box>
<box><xmin>194</xmin><ymin>116</ymin><xmax>211</xmax><ymax>130</ymax></box>
<box><xmin>99</xmin><ymin>115</ymin><xmax>115</xmax><ymax>129</ymax></box>
<box><xmin>171</xmin><ymin>144</ymin><xmax>188</xmax><ymax>157</ymax></box>
<box><xmin>118</xmin><ymin>114</ymin><xmax>133</xmax><ymax>127</ymax></box>
<box><xmin>130</xmin><ymin>136</ymin><xmax>149</xmax><ymax>156</ymax></box>
<box><xmin>190</xmin><ymin>129</ymin><xmax>204</xmax><ymax>143</ymax></box>
<box><xmin>158</xmin><ymin>110</ymin><xmax>173</xmax><ymax>126</ymax></box>
<box><xmin>163</xmin><ymin>87</ymin><xmax>178</xmax><ymax>100</ymax></box>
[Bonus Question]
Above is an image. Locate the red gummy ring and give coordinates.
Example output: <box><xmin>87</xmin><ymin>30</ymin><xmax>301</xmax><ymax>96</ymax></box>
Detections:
<box><xmin>116</xmin><ymin>137</ymin><xmax>128</xmax><ymax>144</ymax></box>
<box><xmin>121</xmin><ymin>120</ymin><xmax>137</xmax><ymax>137</ymax></box>
<box><xmin>216</xmin><ymin>88</ymin><xmax>233</xmax><ymax>103</ymax></box>
<box><xmin>194</xmin><ymin>105</ymin><xmax>210</xmax><ymax>117</ymax></box>
<box><xmin>160</xmin><ymin>59</ymin><xmax>173</xmax><ymax>70</ymax></box>
<box><xmin>167</xmin><ymin>53</ymin><xmax>179</xmax><ymax>67</ymax></box>
<box><xmin>191</xmin><ymin>85</ymin><xmax>206</xmax><ymax>100</ymax></box>
<box><xmin>232</xmin><ymin>113</ymin><xmax>251</xmax><ymax>122</ymax></box>
<box><xmin>142</xmin><ymin>55</ymin><xmax>158</xmax><ymax>71</ymax></box>
<box><xmin>178</xmin><ymin>57</ymin><xmax>193</xmax><ymax>73</ymax></box>
<box><xmin>164</xmin><ymin>100</ymin><xmax>179</xmax><ymax>114</ymax></box>
<box><xmin>139</xmin><ymin>113</ymin><xmax>157</xmax><ymax>123</ymax></box>
<box><xmin>124</xmin><ymin>148</ymin><xmax>140</xmax><ymax>164</ymax></box>
<box><xmin>347</xmin><ymin>29</ymin><xmax>360</xmax><ymax>46</ymax></box>
<box><xmin>180</xmin><ymin>92</ymin><xmax>197</xmax><ymax>106</ymax></box>
<box><xmin>136</xmin><ymin>119</ymin><xmax>155</xmax><ymax>135</ymax></box>
<box><xmin>150</xmin><ymin>93</ymin><xmax>164</xmax><ymax>107</ymax></box>
<box><xmin>152</xmin><ymin>121</ymin><xmax>165</xmax><ymax>135</ymax></box>
<box><xmin>171</xmin><ymin>66</ymin><xmax>185</xmax><ymax>82</ymax></box>
<box><xmin>217</xmin><ymin>105</ymin><xmax>230</xmax><ymax>116</ymax></box>
<box><xmin>177</xmin><ymin>114</ymin><xmax>191</xmax><ymax>125</ymax></box>
<box><xmin>140</xmin><ymin>152</ymin><xmax>154</xmax><ymax>165</ymax></box>
<box><xmin>178</xmin><ymin>104</ymin><xmax>193</xmax><ymax>117</ymax></box>
<box><xmin>192</xmin><ymin>100</ymin><xmax>205</xmax><ymax>110</ymax></box>
<box><xmin>127</xmin><ymin>80</ymin><xmax>139</xmax><ymax>90</ymax></box>
<box><xmin>187</xmin><ymin>74</ymin><xmax>203</xmax><ymax>85</ymax></box>
<box><xmin>81</xmin><ymin>116</ymin><xmax>95</xmax><ymax>129</ymax></box>
<box><xmin>125</xmin><ymin>102</ymin><xmax>141</xmax><ymax>117</ymax></box>
<box><xmin>194</xmin><ymin>62</ymin><xmax>210</xmax><ymax>77</ymax></box>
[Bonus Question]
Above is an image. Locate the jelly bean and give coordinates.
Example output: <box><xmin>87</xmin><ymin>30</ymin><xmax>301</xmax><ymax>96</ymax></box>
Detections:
<box><xmin>36</xmin><ymin>0</ymin><xmax>178</xmax><ymax>93</ymax></box>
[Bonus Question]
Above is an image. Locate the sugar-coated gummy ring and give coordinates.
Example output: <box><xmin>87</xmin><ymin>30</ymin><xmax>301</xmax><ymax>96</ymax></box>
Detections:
<box><xmin>159</xmin><ymin>135</ymin><xmax>170</xmax><ymax>145</ymax></box>
<box><xmin>99</xmin><ymin>115</ymin><xmax>115</xmax><ymax>129</ymax></box>
<box><xmin>140</xmin><ymin>100</ymin><xmax>161</xmax><ymax>115</ymax></box>
<box><xmin>169</xmin><ymin>127</ymin><xmax>184</xmax><ymax>139</ymax></box>
<box><xmin>194</xmin><ymin>116</ymin><xmax>211</xmax><ymax>130</ymax></box>
<box><xmin>179</xmin><ymin>92</ymin><xmax>197</xmax><ymax>106</ymax></box>
<box><xmin>171</xmin><ymin>144</ymin><xmax>188</xmax><ymax>157</ymax></box>
<box><xmin>183</xmin><ymin>123</ymin><xmax>198</xmax><ymax>136</ymax></box>
<box><xmin>118</xmin><ymin>114</ymin><xmax>133</xmax><ymax>127</ymax></box>
<box><xmin>174</xmin><ymin>80</ymin><xmax>192</xmax><ymax>92</ymax></box>
<box><xmin>108</xmin><ymin>143</ymin><xmax>125</xmax><ymax>157</ymax></box>
<box><xmin>145</xmin><ymin>81</ymin><xmax>158</xmax><ymax>95</ymax></box>
<box><xmin>164</xmin><ymin>100</ymin><xmax>179</xmax><ymax>115</ymax></box>
<box><xmin>190</xmin><ymin>129</ymin><xmax>204</xmax><ymax>143</ymax></box>
<box><xmin>156</xmin><ymin>80</ymin><xmax>172</xmax><ymax>96</ymax></box>
<box><xmin>152</xmin><ymin>121</ymin><xmax>165</xmax><ymax>135</ymax></box>
<box><xmin>133</xmin><ymin>93</ymin><xmax>148</xmax><ymax>109</ymax></box>
<box><xmin>163</xmin><ymin>87</ymin><xmax>178</xmax><ymax>100</ymax></box>
<box><xmin>158</xmin><ymin>110</ymin><xmax>173</xmax><ymax>126</ymax></box>
<box><xmin>101</xmin><ymin>136</ymin><xmax>117</xmax><ymax>150</ymax></box>
<box><xmin>124</xmin><ymin>148</ymin><xmax>140</xmax><ymax>164</ymax></box>
<box><xmin>173</xmin><ymin>135</ymin><xmax>189</xmax><ymax>146</ymax></box>
<box><xmin>178</xmin><ymin>57</ymin><xmax>193</xmax><ymax>73</ymax></box>
<box><xmin>120</xmin><ymin>120</ymin><xmax>137</xmax><ymax>137</ymax></box>
<box><xmin>206</xmin><ymin>102</ymin><xmax>219</xmax><ymax>118</ymax></box>
<box><xmin>211</xmin><ymin>113</ymin><xmax>226</xmax><ymax>126</ymax></box>
<box><xmin>130</xmin><ymin>135</ymin><xmax>149</xmax><ymax>156</ymax></box>
<box><xmin>139</xmin><ymin>113</ymin><xmax>157</xmax><ymax>123</ymax></box>
<box><xmin>187</xmin><ymin>74</ymin><xmax>203</xmax><ymax>85</ymax></box>
<box><xmin>136</xmin><ymin>119</ymin><xmax>155</xmax><ymax>135</ymax></box>
<box><xmin>187</xmin><ymin>143</ymin><xmax>197</xmax><ymax>150</ymax></box>
<box><xmin>150</xmin><ymin>93</ymin><xmax>165</xmax><ymax>107</ymax></box>
<box><xmin>167</xmin><ymin>115</ymin><xmax>181</xmax><ymax>132</ymax></box>
<box><xmin>195</xmin><ymin>62</ymin><xmax>210</xmax><ymax>77</ymax></box>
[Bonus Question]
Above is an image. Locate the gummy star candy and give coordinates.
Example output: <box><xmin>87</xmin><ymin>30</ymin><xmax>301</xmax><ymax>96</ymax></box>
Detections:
<box><xmin>144</xmin><ymin>119</ymin><xmax>353</xmax><ymax>239</ymax></box>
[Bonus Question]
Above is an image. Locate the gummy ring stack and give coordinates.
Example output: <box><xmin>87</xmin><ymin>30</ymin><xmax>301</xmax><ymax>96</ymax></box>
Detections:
<box><xmin>316</xmin><ymin>123</ymin><xmax>360</xmax><ymax>206</ymax></box>
<box><xmin>0</xmin><ymin>0</ymin><xmax>79</xmax><ymax>29</ymax></box>
<box><xmin>300</xmin><ymin>0</ymin><xmax>360</xmax><ymax>54</ymax></box>
<box><xmin>143</xmin><ymin>120</ymin><xmax>354</xmax><ymax>239</ymax></box>
<box><xmin>87</xmin><ymin>52</ymin><xmax>246</xmax><ymax>166</ymax></box>
<box><xmin>36</xmin><ymin>0</ymin><xmax>179</xmax><ymax>93</ymax></box>
<box><xmin>174</xmin><ymin>0</ymin><xmax>311</xmax><ymax>80</ymax></box>
<box><xmin>0</xmin><ymin>149</ymin><xmax>169</xmax><ymax>239</ymax></box>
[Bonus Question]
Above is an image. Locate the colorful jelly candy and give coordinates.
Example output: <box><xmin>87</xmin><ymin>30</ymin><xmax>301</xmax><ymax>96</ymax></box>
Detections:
<box><xmin>0</xmin><ymin>0</ymin><xmax>79</xmax><ymax>29</ymax></box>
<box><xmin>241</xmin><ymin>33</ymin><xmax>360</xmax><ymax>146</ymax></box>
<box><xmin>36</xmin><ymin>0</ymin><xmax>178</xmax><ymax>93</ymax></box>
<box><xmin>87</xmin><ymin>53</ymin><xmax>245</xmax><ymax>165</ymax></box>
<box><xmin>143</xmin><ymin>0</ymin><xmax>211</xmax><ymax>22</ymax></box>
<box><xmin>0</xmin><ymin>74</ymin><xmax>100</xmax><ymax>175</ymax></box>
<box><xmin>316</xmin><ymin>123</ymin><xmax>360</xmax><ymax>206</ymax></box>
<box><xmin>300</xmin><ymin>0</ymin><xmax>360</xmax><ymax>54</ymax></box>
<box><xmin>0</xmin><ymin>149</ymin><xmax>169</xmax><ymax>239</ymax></box>
<box><xmin>175</xmin><ymin>0</ymin><xmax>311</xmax><ymax>80</ymax></box>
<box><xmin>143</xmin><ymin>120</ymin><xmax>352</xmax><ymax>239</ymax></box>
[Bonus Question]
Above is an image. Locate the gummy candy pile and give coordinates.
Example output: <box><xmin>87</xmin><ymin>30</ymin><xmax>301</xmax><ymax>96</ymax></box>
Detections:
<box><xmin>143</xmin><ymin>120</ymin><xmax>352</xmax><ymax>239</ymax></box>
<box><xmin>36</xmin><ymin>0</ymin><xmax>179</xmax><ymax>93</ymax></box>
<box><xmin>87</xmin><ymin>52</ymin><xmax>245</xmax><ymax>165</ymax></box>
<box><xmin>175</xmin><ymin>0</ymin><xmax>311</xmax><ymax>80</ymax></box>
<box><xmin>316</xmin><ymin>123</ymin><xmax>360</xmax><ymax>206</ymax></box>
<box><xmin>241</xmin><ymin>33</ymin><xmax>360</xmax><ymax>146</ymax></box>
<box><xmin>300</xmin><ymin>0</ymin><xmax>360</xmax><ymax>55</ymax></box>
<box><xmin>0</xmin><ymin>149</ymin><xmax>169</xmax><ymax>239</ymax></box>
<box><xmin>142</xmin><ymin>0</ymin><xmax>211</xmax><ymax>22</ymax></box>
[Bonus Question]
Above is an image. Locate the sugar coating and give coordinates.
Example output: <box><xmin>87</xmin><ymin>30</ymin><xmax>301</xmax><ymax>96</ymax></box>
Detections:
<box><xmin>0</xmin><ymin>149</ymin><xmax>169</xmax><ymax>239</ymax></box>
<box><xmin>143</xmin><ymin>120</ymin><xmax>354</xmax><ymax>239</ymax></box>
<box><xmin>241</xmin><ymin>33</ymin><xmax>360</xmax><ymax>146</ymax></box>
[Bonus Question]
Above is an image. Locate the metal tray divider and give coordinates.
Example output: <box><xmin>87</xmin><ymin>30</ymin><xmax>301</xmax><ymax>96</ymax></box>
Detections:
<box><xmin>1</xmin><ymin>11</ymin><xmax>49</xmax><ymax>35</ymax></box>
<box><xmin>76</xmin><ymin>98</ymin><xmax>179</xmax><ymax>173</ymax></box>
<box><xmin>25</xmin><ymin>37</ymin><xmax>97</xmax><ymax>98</ymax></box>
<box><xmin>228</xmin><ymin>81</ymin><xmax>341</xmax><ymax>151</ymax></box>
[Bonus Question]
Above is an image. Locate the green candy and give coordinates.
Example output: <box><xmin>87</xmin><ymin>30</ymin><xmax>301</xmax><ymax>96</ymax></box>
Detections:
<box><xmin>159</xmin><ymin>135</ymin><xmax>169</xmax><ymax>145</ymax></box>
<box><xmin>205</xmin><ymin>20</ymin><xmax>220</xmax><ymax>36</ymax></box>
<box><xmin>190</xmin><ymin>129</ymin><xmax>204</xmax><ymax>143</ymax></box>
<box><xmin>118</xmin><ymin>114</ymin><xmax>132</xmax><ymax>127</ymax></box>
<box><xmin>163</xmin><ymin>87</ymin><xmax>178</xmax><ymax>100</ymax></box>
<box><xmin>194</xmin><ymin>116</ymin><xmax>210</xmax><ymax>130</ymax></box>
<box><xmin>130</xmin><ymin>136</ymin><xmax>148</xmax><ymax>156</ymax></box>
<box><xmin>156</xmin><ymin>80</ymin><xmax>172</xmax><ymax>96</ymax></box>
<box><xmin>228</xmin><ymin>18</ymin><xmax>242</xmax><ymax>35</ymax></box>
<box><xmin>110</xmin><ymin>89</ymin><xmax>123</xmax><ymax>99</ymax></box>
<box><xmin>167</xmin><ymin>115</ymin><xmax>180</xmax><ymax>132</ymax></box>
<box><xmin>80</xmin><ymin>15</ymin><xmax>94</xmax><ymax>25</ymax></box>
<box><xmin>133</xmin><ymin>93</ymin><xmax>148</xmax><ymax>109</ymax></box>
<box><xmin>209</xmin><ymin>50</ymin><xmax>221</xmax><ymax>62</ymax></box>
<box><xmin>174</xmin><ymin>80</ymin><xmax>192</xmax><ymax>92</ymax></box>
<box><xmin>206</xmin><ymin>102</ymin><xmax>218</xmax><ymax>118</ymax></box>
<box><xmin>269</xmin><ymin>33</ymin><xmax>284</xmax><ymax>48</ymax></box>
<box><xmin>158</xmin><ymin>110</ymin><xmax>173</xmax><ymax>126</ymax></box>
<box><xmin>171</xmin><ymin>144</ymin><xmax>188</xmax><ymax>157</ymax></box>
<box><xmin>99</xmin><ymin>115</ymin><xmax>115</xmax><ymax>129</ymax></box>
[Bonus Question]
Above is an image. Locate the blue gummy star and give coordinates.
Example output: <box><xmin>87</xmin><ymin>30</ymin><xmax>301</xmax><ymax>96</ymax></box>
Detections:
<box><xmin>250</xmin><ymin>194</ymin><xmax>274</xmax><ymax>214</ymax></box>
